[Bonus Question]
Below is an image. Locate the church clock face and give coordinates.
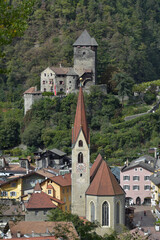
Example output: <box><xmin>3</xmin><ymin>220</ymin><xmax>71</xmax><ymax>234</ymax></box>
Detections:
<box><xmin>76</xmin><ymin>163</ymin><xmax>86</xmax><ymax>173</ymax></box>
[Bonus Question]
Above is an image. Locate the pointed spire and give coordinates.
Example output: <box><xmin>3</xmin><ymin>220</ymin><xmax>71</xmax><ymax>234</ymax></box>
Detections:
<box><xmin>73</xmin><ymin>30</ymin><xmax>98</xmax><ymax>47</ymax></box>
<box><xmin>34</xmin><ymin>182</ymin><xmax>41</xmax><ymax>193</ymax></box>
<box><xmin>72</xmin><ymin>86</ymin><xmax>90</xmax><ymax>145</ymax></box>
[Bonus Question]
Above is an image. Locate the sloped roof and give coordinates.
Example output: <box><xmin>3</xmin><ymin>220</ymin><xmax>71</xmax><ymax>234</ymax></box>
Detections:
<box><xmin>50</xmin><ymin>67</ymin><xmax>69</xmax><ymax>75</ymax></box>
<box><xmin>26</xmin><ymin>191</ymin><xmax>57</xmax><ymax>209</ymax></box>
<box><xmin>34</xmin><ymin>182</ymin><xmax>42</xmax><ymax>192</ymax></box>
<box><xmin>50</xmin><ymin>173</ymin><xmax>71</xmax><ymax>187</ymax></box>
<box><xmin>150</xmin><ymin>171</ymin><xmax>160</xmax><ymax>185</ymax></box>
<box><xmin>72</xmin><ymin>86</ymin><xmax>90</xmax><ymax>145</ymax></box>
<box><xmin>23</xmin><ymin>87</ymin><xmax>41</xmax><ymax>94</ymax></box>
<box><xmin>8</xmin><ymin>221</ymin><xmax>79</xmax><ymax>239</ymax></box>
<box><xmin>0</xmin><ymin>204</ymin><xmax>25</xmax><ymax>216</ymax></box>
<box><xmin>49</xmin><ymin>148</ymin><xmax>66</xmax><ymax>157</ymax></box>
<box><xmin>73</xmin><ymin>30</ymin><xmax>98</xmax><ymax>46</ymax></box>
<box><xmin>10</xmin><ymin>237</ymin><xmax>56</xmax><ymax>240</ymax></box>
<box><xmin>67</xmin><ymin>68</ymin><xmax>78</xmax><ymax>76</ymax></box>
<box><xmin>86</xmin><ymin>154</ymin><xmax>125</xmax><ymax>196</ymax></box>
<box><xmin>90</xmin><ymin>154</ymin><xmax>103</xmax><ymax>181</ymax></box>
<box><xmin>121</xmin><ymin>161</ymin><xmax>155</xmax><ymax>173</ymax></box>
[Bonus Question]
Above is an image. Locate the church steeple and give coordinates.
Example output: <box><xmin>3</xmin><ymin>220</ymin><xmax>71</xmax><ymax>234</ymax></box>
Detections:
<box><xmin>71</xmin><ymin>82</ymin><xmax>90</xmax><ymax>217</ymax></box>
<box><xmin>72</xmin><ymin>85</ymin><xmax>89</xmax><ymax>146</ymax></box>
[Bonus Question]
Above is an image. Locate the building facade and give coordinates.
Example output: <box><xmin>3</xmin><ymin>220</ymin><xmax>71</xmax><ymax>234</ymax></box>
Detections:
<box><xmin>120</xmin><ymin>156</ymin><xmax>155</xmax><ymax>205</ymax></box>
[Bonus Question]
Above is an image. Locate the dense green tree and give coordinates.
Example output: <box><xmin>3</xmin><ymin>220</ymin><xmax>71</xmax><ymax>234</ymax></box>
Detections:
<box><xmin>112</xmin><ymin>72</ymin><xmax>134</xmax><ymax>106</ymax></box>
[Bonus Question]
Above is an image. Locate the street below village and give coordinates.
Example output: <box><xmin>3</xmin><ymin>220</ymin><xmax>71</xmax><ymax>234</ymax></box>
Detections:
<box><xmin>133</xmin><ymin>205</ymin><xmax>160</xmax><ymax>239</ymax></box>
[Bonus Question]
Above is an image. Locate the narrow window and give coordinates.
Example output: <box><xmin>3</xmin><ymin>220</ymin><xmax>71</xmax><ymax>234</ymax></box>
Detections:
<box><xmin>79</xmin><ymin>140</ymin><xmax>83</xmax><ymax>147</ymax></box>
<box><xmin>48</xmin><ymin>190</ymin><xmax>51</xmax><ymax>194</ymax></box>
<box><xmin>78</xmin><ymin>152</ymin><xmax>83</xmax><ymax>163</ymax></box>
<box><xmin>116</xmin><ymin>202</ymin><xmax>120</xmax><ymax>224</ymax></box>
<box><xmin>90</xmin><ymin>202</ymin><xmax>95</xmax><ymax>222</ymax></box>
<box><xmin>102</xmin><ymin>201</ymin><xmax>109</xmax><ymax>226</ymax></box>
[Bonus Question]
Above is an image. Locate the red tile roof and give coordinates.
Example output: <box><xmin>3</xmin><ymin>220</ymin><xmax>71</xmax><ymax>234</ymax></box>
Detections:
<box><xmin>10</xmin><ymin>237</ymin><xmax>57</xmax><ymax>240</ymax></box>
<box><xmin>72</xmin><ymin>86</ymin><xmax>90</xmax><ymax>145</ymax></box>
<box><xmin>34</xmin><ymin>182</ymin><xmax>41</xmax><ymax>191</ymax></box>
<box><xmin>50</xmin><ymin>197</ymin><xmax>64</xmax><ymax>204</ymax></box>
<box><xmin>50</xmin><ymin>173</ymin><xmax>71</xmax><ymax>187</ymax></box>
<box><xmin>9</xmin><ymin>221</ymin><xmax>79</xmax><ymax>240</ymax></box>
<box><xmin>86</xmin><ymin>154</ymin><xmax>125</xmax><ymax>196</ymax></box>
<box><xmin>26</xmin><ymin>191</ymin><xmax>57</xmax><ymax>209</ymax></box>
<box><xmin>90</xmin><ymin>154</ymin><xmax>103</xmax><ymax>181</ymax></box>
<box><xmin>23</xmin><ymin>87</ymin><xmax>41</xmax><ymax>94</ymax></box>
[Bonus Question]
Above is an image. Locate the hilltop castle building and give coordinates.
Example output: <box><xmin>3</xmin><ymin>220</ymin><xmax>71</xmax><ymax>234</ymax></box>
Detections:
<box><xmin>71</xmin><ymin>82</ymin><xmax>125</xmax><ymax>235</ymax></box>
<box><xmin>24</xmin><ymin>30</ymin><xmax>98</xmax><ymax>115</ymax></box>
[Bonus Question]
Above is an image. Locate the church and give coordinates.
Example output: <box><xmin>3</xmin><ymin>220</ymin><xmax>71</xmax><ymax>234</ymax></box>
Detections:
<box><xmin>71</xmin><ymin>80</ymin><xmax>125</xmax><ymax>235</ymax></box>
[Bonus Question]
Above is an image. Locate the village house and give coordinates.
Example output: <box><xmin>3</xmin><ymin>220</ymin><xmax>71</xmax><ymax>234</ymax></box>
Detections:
<box><xmin>34</xmin><ymin>148</ymin><xmax>71</xmax><ymax>170</ymax></box>
<box><xmin>25</xmin><ymin>183</ymin><xmax>61</xmax><ymax>221</ymax></box>
<box><xmin>41</xmin><ymin>173</ymin><xmax>71</xmax><ymax>213</ymax></box>
<box><xmin>0</xmin><ymin>172</ymin><xmax>50</xmax><ymax>200</ymax></box>
<box><xmin>120</xmin><ymin>155</ymin><xmax>156</xmax><ymax>205</ymax></box>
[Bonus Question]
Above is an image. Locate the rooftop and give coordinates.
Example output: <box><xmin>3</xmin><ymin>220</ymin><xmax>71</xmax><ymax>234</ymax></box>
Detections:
<box><xmin>73</xmin><ymin>30</ymin><xmax>98</xmax><ymax>47</ymax></box>
<box><xmin>86</xmin><ymin>154</ymin><xmax>125</xmax><ymax>196</ymax></box>
<box><xmin>8</xmin><ymin>221</ymin><xmax>79</xmax><ymax>239</ymax></box>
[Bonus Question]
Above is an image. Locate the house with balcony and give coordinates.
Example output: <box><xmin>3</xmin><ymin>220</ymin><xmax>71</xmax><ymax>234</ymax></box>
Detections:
<box><xmin>120</xmin><ymin>155</ymin><xmax>155</xmax><ymax>205</ymax></box>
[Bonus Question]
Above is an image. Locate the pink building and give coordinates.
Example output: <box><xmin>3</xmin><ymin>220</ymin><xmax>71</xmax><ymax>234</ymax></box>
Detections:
<box><xmin>120</xmin><ymin>155</ymin><xmax>155</xmax><ymax>205</ymax></box>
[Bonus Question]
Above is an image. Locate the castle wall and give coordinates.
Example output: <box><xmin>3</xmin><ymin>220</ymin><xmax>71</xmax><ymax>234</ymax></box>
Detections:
<box><xmin>74</xmin><ymin>46</ymin><xmax>97</xmax><ymax>84</ymax></box>
<box><xmin>66</xmin><ymin>75</ymin><xmax>78</xmax><ymax>94</ymax></box>
<box><xmin>24</xmin><ymin>93</ymin><xmax>42</xmax><ymax>115</ymax></box>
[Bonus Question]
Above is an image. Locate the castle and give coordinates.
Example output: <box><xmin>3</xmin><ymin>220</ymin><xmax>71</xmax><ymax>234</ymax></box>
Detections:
<box><xmin>24</xmin><ymin>30</ymin><xmax>98</xmax><ymax>114</ymax></box>
<box><xmin>71</xmin><ymin>81</ymin><xmax>125</xmax><ymax>235</ymax></box>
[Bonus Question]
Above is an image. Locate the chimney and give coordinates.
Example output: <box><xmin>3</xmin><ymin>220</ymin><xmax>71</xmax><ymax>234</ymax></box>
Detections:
<box><xmin>35</xmin><ymin>86</ymin><xmax>37</xmax><ymax>92</ymax></box>
<box><xmin>154</xmin><ymin>148</ymin><xmax>157</xmax><ymax>159</ymax></box>
<box><xmin>32</xmin><ymin>231</ymin><xmax>34</xmax><ymax>237</ymax></box>
<box><xmin>17</xmin><ymin>231</ymin><xmax>21</xmax><ymax>238</ymax></box>
<box><xmin>60</xmin><ymin>63</ymin><xmax>62</xmax><ymax>68</ymax></box>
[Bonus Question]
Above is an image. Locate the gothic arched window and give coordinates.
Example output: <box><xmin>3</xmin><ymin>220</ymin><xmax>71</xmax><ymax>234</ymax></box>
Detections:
<box><xmin>90</xmin><ymin>201</ymin><xmax>95</xmax><ymax>222</ymax></box>
<box><xmin>102</xmin><ymin>201</ymin><xmax>109</xmax><ymax>226</ymax></box>
<box><xmin>79</xmin><ymin>140</ymin><xmax>83</xmax><ymax>147</ymax></box>
<box><xmin>78</xmin><ymin>152</ymin><xmax>83</xmax><ymax>163</ymax></box>
<box><xmin>116</xmin><ymin>202</ymin><xmax>120</xmax><ymax>224</ymax></box>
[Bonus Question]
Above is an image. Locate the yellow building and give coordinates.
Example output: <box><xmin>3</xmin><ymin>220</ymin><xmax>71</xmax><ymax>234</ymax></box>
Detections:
<box><xmin>0</xmin><ymin>177</ymin><xmax>22</xmax><ymax>200</ymax></box>
<box><xmin>41</xmin><ymin>173</ymin><xmax>71</xmax><ymax>212</ymax></box>
<box><xmin>150</xmin><ymin>172</ymin><xmax>160</xmax><ymax>207</ymax></box>
<box><xmin>0</xmin><ymin>172</ymin><xmax>46</xmax><ymax>200</ymax></box>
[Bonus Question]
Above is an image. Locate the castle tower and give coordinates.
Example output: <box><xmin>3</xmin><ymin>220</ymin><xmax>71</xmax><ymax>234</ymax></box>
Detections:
<box><xmin>71</xmin><ymin>82</ymin><xmax>90</xmax><ymax>216</ymax></box>
<box><xmin>73</xmin><ymin>30</ymin><xmax>98</xmax><ymax>87</ymax></box>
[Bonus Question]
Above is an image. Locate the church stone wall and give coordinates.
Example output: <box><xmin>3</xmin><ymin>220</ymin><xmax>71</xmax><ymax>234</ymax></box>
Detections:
<box><xmin>86</xmin><ymin>194</ymin><xmax>125</xmax><ymax>236</ymax></box>
<box><xmin>71</xmin><ymin>130</ymin><xmax>90</xmax><ymax>217</ymax></box>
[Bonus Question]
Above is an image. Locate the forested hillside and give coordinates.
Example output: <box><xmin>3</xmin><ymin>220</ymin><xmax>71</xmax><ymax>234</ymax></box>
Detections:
<box><xmin>1</xmin><ymin>0</ymin><xmax>160</xmax><ymax>101</ymax></box>
<box><xmin>1</xmin><ymin>0</ymin><xmax>160</xmax><ymax>164</ymax></box>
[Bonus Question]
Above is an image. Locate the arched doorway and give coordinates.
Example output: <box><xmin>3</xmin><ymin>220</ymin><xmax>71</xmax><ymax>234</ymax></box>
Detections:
<box><xmin>136</xmin><ymin>197</ymin><xmax>141</xmax><ymax>205</ymax></box>
<box><xmin>144</xmin><ymin>197</ymin><xmax>151</xmax><ymax>205</ymax></box>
